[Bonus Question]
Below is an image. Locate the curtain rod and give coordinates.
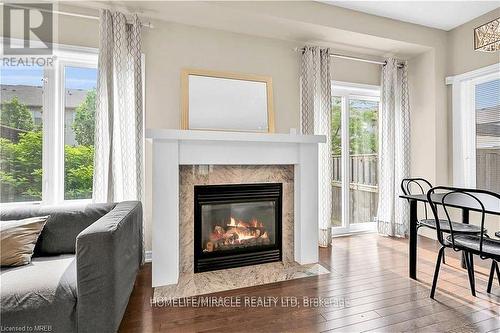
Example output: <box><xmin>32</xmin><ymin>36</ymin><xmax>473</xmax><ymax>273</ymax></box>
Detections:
<box><xmin>331</xmin><ymin>52</ymin><xmax>386</xmax><ymax>65</ymax></box>
<box><xmin>294</xmin><ymin>47</ymin><xmax>404</xmax><ymax>68</ymax></box>
<box><xmin>4</xmin><ymin>4</ymin><xmax>154</xmax><ymax>29</ymax></box>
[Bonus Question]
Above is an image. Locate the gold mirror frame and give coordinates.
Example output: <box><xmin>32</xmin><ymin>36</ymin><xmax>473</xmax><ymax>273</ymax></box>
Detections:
<box><xmin>181</xmin><ymin>68</ymin><xmax>275</xmax><ymax>133</ymax></box>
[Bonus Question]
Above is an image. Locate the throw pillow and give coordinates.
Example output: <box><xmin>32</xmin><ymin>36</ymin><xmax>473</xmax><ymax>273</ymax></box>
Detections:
<box><xmin>1</xmin><ymin>216</ymin><xmax>49</xmax><ymax>266</ymax></box>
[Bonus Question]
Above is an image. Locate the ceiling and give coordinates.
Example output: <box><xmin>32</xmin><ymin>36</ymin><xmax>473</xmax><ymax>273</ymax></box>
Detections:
<box><xmin>321</xmin><ymin>1</ymin><xmax>499</xmax><ymax>31</ymax></box>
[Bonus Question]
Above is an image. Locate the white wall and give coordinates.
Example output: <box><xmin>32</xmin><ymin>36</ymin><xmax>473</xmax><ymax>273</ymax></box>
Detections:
<box><xmin>332</xmin><ymin>58</ymin><xmax>381</xmax><ymax>86</ymax></box>
<box><xmin>143</xmin><ymin>22</ymin><xmax>300</xmax><ymax>134</ymax></box>
<box><xmin>408</xmin><ymin>51</ymin><xmax>437</xmax><ymax>184</ymax></box>
<box><xmin>142</xmin><ymin>21</ymin><xmax>382</xmax><ymax>133</ymax></box>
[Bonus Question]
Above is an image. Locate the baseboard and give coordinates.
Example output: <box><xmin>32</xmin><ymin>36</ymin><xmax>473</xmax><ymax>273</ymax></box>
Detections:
<box><xmin>145</xmin><ymin>250</ymin><xmax>152</xmax><ymax>263</ymax></box>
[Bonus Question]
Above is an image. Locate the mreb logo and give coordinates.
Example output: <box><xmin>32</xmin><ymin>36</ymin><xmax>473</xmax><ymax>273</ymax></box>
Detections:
<box><xmin>3</xmin><ymin>3</ymin><xmax>53</xmax><ymax>55</ymax></box>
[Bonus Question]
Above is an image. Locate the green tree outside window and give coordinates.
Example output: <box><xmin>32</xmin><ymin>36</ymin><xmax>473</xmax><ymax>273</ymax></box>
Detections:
<box><xmin>0</xmin><ymin>90</ymin><xmax>96</xmax><ymax>203</ymax></box>
<box><xmin>331</xmin><ymin>98</ymin><xmax>378</xmax><ymax>155</ymax></box>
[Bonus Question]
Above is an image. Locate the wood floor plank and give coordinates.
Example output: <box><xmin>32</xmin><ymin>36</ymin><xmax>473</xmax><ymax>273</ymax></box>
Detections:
<box><xmin>316</xmin><ymin>286</ymin><xmax>492</xmax><ymax>333</ymax></box>
<box><xmin>411</xmin><ymin>306</ymin><xmax>500</xmax><ymax>333</ymax></box>
<box><xmin>445</xmin><ymin>316</ymin><xmax>500</xmax><ymax>333</ymax></box>
<box><xmin>118</xmin><ymin>234</ymin><xmax>500</xmax><ymax>333</ymax></box>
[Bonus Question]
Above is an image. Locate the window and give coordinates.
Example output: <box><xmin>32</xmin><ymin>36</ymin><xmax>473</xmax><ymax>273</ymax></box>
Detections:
<box><xmin>0</xmin><ymin>41</ymin><xmax>98</xmax><ymax>204</ymax></box>
<box><xmin>475</xmin><ymin>79</ymin><xmax>500</xmax><ymax>192</ymax></box>
<box><xmin>0</xmin><ymin>65</ymin><xmax>44</xmax><ymax>203</ymax></box>
<box><xmin>331</xmin><ymin>82</ymin><xmax>380</xmax><ymax>234</ymax></box>
<box><xmin>447</xmin><ymin>64</ymin><xmax>500</xmax><ymax>191</ymax></box>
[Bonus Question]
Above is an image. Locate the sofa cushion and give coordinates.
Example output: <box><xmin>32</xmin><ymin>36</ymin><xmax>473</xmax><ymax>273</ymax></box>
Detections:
<box><xmin>0</xmin><ymin>255</ymin><xmax>77</xmax><ymax>332</ymax></box>
<box><xmin>0</xmin><ymin>203</ymin><xmax>116</xmax><ymax>255</ymax></box>
<box><xmin>1</xmin><ymin>216</ymin><xmax>49</xmax><ymax>266</ymax></box>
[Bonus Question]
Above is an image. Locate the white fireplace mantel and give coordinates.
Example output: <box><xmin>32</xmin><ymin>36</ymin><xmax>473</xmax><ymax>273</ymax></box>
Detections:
<box><xmin>146</xmin><ymin>129</ymin><xmax>326</xmax><ymax>287</ymax></box>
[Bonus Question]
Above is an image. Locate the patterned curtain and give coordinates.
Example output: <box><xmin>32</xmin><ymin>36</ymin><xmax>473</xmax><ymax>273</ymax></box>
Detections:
<box><xmin>93</xmin><ymin>10</ymin><xmax>143</xmax><ymax>203</ymax></box>
<box><xmin>377</xmin><ymin>58</ymin><xmax>410</xmax><ymax>237</ymax></box>
<box><xmin>300</xmin><ymin>46</ymin><xmax>333</xmax><ymax>247</ymax></box>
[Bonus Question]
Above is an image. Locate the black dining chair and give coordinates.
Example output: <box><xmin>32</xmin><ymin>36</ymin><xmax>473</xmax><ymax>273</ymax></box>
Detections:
<box><xmin>401</xmin><ymin>178</ymin><xmax>484</xmax><ymax>265</ymax></box>
<box><xmin>427</xmin><ymin>186</ymin><xmax>499</xmax><ymax>298</ymax></box>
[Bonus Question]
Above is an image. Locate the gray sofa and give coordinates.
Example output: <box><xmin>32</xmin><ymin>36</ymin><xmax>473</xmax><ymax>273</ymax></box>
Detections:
<box><xmin>0</xmin><ymin>201</ymin><xmax>143</xmax><ymax>333</ymax></box>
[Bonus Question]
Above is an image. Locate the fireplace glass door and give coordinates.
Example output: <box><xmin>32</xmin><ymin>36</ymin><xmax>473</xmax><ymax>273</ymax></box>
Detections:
<box><xmin>201</xmin><ymin>201</ymin><xmax>276</xmax><ymax>253</ymax></box>
<box><xmin>194</xmin><ymin>183</ymin><xmax>282</xmax><ymax>272</ymax></box>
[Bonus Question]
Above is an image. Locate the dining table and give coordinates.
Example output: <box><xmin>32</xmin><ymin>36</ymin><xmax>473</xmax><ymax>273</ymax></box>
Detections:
<box><xmin>400</xmin><ymin>192</ymin><xmax>500</xmax><ymax>280</ymax></box>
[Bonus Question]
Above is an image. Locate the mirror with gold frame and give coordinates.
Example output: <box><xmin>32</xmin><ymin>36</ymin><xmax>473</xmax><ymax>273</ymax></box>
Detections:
<box><xmin>181</xmin><ymin>69</ymin><xmax>275</xmax><ymax>133</ymax></box>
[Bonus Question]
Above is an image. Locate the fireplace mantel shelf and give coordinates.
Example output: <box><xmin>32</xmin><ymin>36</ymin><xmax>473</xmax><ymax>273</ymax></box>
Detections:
<box><xmin>146</xmin><ymin>129</ymin><xmax>326</xmax><ymax>144</ymax></box>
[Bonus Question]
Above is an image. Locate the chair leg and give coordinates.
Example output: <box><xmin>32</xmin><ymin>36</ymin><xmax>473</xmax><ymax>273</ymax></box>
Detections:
<box><xmin>469</xmin><ymin>252</ymin><xmax>476</xmax><ymax>294</ymax></box>
<box><xmin>487</xmin><ymin>261</ymin><xmax>496</xmax><ymax>293</ymax></box>
<box><xmin>430</xmin><ymin>246</ymin><xmax>445</xmax><ymax>299</ymax></box>
<box><xmin>442</xmin><ymin>250</ymin><xmax>446</xmax><ymax>264</ymax></box>
<box><xmin>464</xmin><ymin>252</ymin><xmax>476</xmax><ymax>297</ymax></box>
<box><xmin>496</xmin><ymin>261</ymin><xmax>500</xmax><ymax>286</ymax></box>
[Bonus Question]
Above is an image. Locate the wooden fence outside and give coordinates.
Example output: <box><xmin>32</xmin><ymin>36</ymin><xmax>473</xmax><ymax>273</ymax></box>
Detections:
<box><xmin>332</xmin><ymin>154</ymin><xmax>378</xmax><ymax>226</ymax></box>
<box><xmin>332</xmin><ymin>153</ymin><xmax>378</xmax><ymax>186</ymax></box>
<box><xmin>476</xmin><ymin>149</ymin><xmax>500</xmax><ymax>193</ymax></box>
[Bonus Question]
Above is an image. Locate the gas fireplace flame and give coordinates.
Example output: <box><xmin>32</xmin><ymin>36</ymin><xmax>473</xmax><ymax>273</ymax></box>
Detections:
<box><xmin>227</xmin><ymin>217</ymin><xmax>264</xmax><ymax>228</ymax></box>
<box><xmin>204</xmin><ymin>216</ymin><xmax>271</xmax><ymax>252</ymax></box>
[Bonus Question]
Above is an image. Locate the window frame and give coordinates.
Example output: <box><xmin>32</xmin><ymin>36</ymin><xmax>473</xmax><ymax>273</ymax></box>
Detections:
<box><xmin>446</xmin><ymin>63</ymin><xmax>500</xmax><ymax>188</ymax></box>
<box><xmin>1</xmin><ymin>39</ymin><xmax>98</xmax><ymax>206</ymax></box>
<box><xmin>331</xmin><ymin>81</ymin><xmax>380</xmax><ymax>236</ymax></box>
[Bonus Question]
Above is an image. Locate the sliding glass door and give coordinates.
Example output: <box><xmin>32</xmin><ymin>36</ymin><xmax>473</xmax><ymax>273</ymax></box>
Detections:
<box><xmin>331</xmin><ymin>83</ymin><xmax>380</xmax><ymax>235</ymax></box>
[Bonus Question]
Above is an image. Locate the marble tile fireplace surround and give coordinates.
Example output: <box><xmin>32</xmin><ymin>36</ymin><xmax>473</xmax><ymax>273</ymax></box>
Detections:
<box><xmin>147</xmin><ymin>129</ymin><xmax>326</xmax><ymax>288</ymax></box>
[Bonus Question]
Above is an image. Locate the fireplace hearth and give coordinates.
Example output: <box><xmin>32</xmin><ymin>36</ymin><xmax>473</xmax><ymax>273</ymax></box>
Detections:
<box><xmin>194</xmin><ymin>183</ymin><xmax>282</xmax><ymax>272</ymax></box>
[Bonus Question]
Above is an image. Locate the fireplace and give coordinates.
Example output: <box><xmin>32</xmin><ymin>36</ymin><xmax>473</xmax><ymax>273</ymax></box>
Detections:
<box><xmin>194</xmin><ymin>183</ymin><xmax>282</xmax><ymax>272</ymax></box>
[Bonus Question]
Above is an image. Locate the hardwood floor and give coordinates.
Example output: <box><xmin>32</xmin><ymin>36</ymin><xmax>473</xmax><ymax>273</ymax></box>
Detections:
<box><xmin>119</xmin><ymin>234</ymin><xmax>500</xmax><ymax>332</ymax></box>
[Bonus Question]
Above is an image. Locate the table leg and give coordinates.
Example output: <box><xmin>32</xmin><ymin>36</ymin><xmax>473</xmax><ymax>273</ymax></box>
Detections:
<box><xmin>461</xmin><ymin>209</ymin><xmax>470</xmax><ymax>269</ymax></box>
<box><xmin>409</xmin><ymin>199</ymin><xmax>418</xmax><ymax>280</ymax></box>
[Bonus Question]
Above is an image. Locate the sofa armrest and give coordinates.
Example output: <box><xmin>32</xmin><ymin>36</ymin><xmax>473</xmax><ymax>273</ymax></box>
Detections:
<box><xmin>76</xmin><ymin>201</ymin><xmax>142</xmax><ymax>333</ymax></box>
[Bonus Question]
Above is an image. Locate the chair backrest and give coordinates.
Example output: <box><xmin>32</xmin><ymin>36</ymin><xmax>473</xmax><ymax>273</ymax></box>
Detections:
<box><xmin>401</xmin><ymin>178</ymin><xmax>433</xmax><ymax>219</ymax></box>
<box><xmin>427</xmin><ymin>186</ymin><xmax>499</xmax><ymax>257</ymax></box>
